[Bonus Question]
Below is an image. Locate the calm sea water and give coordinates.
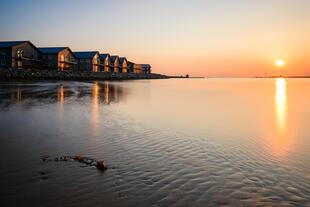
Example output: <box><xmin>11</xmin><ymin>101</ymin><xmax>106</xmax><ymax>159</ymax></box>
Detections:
<box><xmin>0</xmin><ymin>79</ymin><xmax>309</xmax><ymax>207</ymax></box>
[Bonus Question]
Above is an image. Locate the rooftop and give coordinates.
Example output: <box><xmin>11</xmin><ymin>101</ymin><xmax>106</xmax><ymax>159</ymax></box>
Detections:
<box><xmin>74</xmin><ymin>51</ymin><xmax>99</xmax><ymax>59</ymax></box>
<box><xmin>0</xmin><ymin>41</ymin><xmax>29</xmax><ymax>48</ymax></box>
<box><xmin>38</xmin><ymin>47</ymin><xmax>68</xmax><ymax>53</ymax></box>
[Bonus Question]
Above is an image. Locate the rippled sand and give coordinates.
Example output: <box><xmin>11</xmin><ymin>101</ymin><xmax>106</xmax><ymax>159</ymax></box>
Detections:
<box><xmin>0</xmin><ymin>79</ymin><xmax>309</xmax><ymax>207</ymax></box>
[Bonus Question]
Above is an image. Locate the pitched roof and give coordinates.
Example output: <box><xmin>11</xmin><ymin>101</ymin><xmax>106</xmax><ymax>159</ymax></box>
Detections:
<box><xmin>110</xmin><ymin>56</ymin><xmax>119</xmax><ymax>62</ymax></box>
<box><xmin>38</xmin><ymin>47</ymin><xmax>67</xmax><ymax>53</ymax></box>
<box><xmin>0</xmin><ymin>41</ymin><xmax>29</xmax><ymax>48</ymax></box>
<box><xmin>119</xmin><ymin>57</ymin><xmax>127</xmax><ymax>63</ymax></box>
<box><xmin>99</xmin><ymin>53</ymin><xmax>110</xmax><ymax>59</ymax></box>
<box><xmin>141</xmin><ymin>64</ymin><xmax>151</xmax><ymax>67</ymax></box>
<box><xmin>74</xmin><ymin>51</ymin><xmax>99</xmax><ymax>59</ymax></box>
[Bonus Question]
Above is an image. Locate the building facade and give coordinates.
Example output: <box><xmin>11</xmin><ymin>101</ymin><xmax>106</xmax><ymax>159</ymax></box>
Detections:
<box><xmin>1</xmin><ymin>40</ymin><xmax>153</xmax><ymax>74</ymax></box>
<box><xmin>38</xmin><ymin>47</ymin><xmax>77</xmax><ymax>71</ymax></box>
<box><xmin>99</xmin><ymin>54</ymin><xmax>112</xmax><ymax>72</ymax></box>
<box><xmin>110</xmin><ymin>56</ymin><xmax>120</xmax><ymax>73</ymax></box>
<box><xmin>141</xmin><ymin>64</ymin><xmax>151</xmax><ymax>74</ymax></box>
<box><xmin>0</xmin><ymin>41</ymin><xmax>41</xmax><ymax>69</ymax></box>
<box><xmin>74</xmin><ymin>51</ymin><xmax>100</xmax><ymax>72</ymax></box>
<box><xmin>119</xmin><ymin>57</ymin><xmax>128</xmax><ymax>73</ymax></box>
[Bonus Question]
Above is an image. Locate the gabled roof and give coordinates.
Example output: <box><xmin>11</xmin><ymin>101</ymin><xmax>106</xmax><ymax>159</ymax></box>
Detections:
<box><xmin>0</xmin><ymin>41</ymin><xmax>40</xmax><ymax>52</ymax></box>
<box><xmin>119</xmin><ymin>57</ymin><xmax>127</xmax><ymax>64</ymax></box>
<box><xmin>110</xmin><ymin>56</ymin><xmax>119</xmax><ymax>62</ymax></box>
<box><xmin>0</xmin><ymin>41</ymin><xmax>29</xmax><ymax>48</ymax></box>
<box><xmin>74</xmin><ymin>51</ymin><xmax>99</xmax><ymax>59</ymax></box>
<box><xmin>99</xmin><ymin>53</ymin><xmax>111</xmax><ymax>60</ymax></box>
<box><xmin>38</xmin><ymin>47</ymin><xmax>68</xmax><ymax>54</ymax></box>
<box><xmin>141</xmin><ymin>64</ymin><xmax>151</xmax><ymax>68</ymax></box>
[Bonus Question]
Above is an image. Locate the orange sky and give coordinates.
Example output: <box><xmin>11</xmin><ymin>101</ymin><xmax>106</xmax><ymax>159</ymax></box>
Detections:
<box><xmin>1</xmin><ymin>0</ymin><xmax>310</xmax><ymax>77</ymax></box>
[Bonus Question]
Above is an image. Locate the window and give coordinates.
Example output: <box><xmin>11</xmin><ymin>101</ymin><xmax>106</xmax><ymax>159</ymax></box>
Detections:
<box><xmin>60</xmin><ymin>55</ymin><xmax>65</xmax><ymax>62</ymax></box>
<box><xmin>1</xmin><ymin>49</ymin><xmax>6</xmax><ymax>65</ymax></box>
<box><xmin>17</xmin><ymin>60</ymin><xmax>22</xmax><ymax>68</ymax></box>
<box><xmin>16</xmin><ymin>49</ymin><xmax>23</xmax><ymax>58</ymax></box>
<box><xmin>31</xmin><ymin>52</ymin><xmax>37</xmax><ymax>59</ymax></box>
<box><xmin>1</xmin><ymin>56</ymin><xmax>5</xmax><ymax>65</ymax></box>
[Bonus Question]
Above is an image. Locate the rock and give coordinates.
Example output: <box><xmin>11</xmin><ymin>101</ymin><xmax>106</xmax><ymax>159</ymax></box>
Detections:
<box><xmin>96</xmin><ymin>160</ymin><xmax>107</xmax><ymax>171</ymax></box>
<box><xmin>83</xmin><ymin>158</ymin><xmax>92</xmax><ymax>164</ymax></box>
<box><xmin>90</xmin><ymin>161</ymin><xmax>97</xmax><ymax>166</ymax></box>
<box><xmin>41</xmin><ymin>155</ymin><xmax>50</xmax><ymax>162</ymax></box>
<box><xmin>74</xmin><ymin>155</ymin><xmax>84</xmax><ymax>161</ymax></box>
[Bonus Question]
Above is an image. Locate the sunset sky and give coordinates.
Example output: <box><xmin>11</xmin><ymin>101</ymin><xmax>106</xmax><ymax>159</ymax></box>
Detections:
<box><xmin>1</xmin><ymin>0</ymin><xmax>310</xmax><ymax>77</ymax></box>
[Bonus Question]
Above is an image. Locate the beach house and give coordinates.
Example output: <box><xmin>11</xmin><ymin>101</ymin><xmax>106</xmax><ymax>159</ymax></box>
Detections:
<box><xmin>141</xmin><ymin>64</ymin><xmax>151</xmax><ymax>74</ymax></box>
<box><xmin>110</xmin><ymin>56</ymin><xmax>120</xmax><ymax>73</ymax></box>
<box><xmin>119</xmin><ymin>57</ymin><xmax>128</xmax><ymax>73</ymax></box>
<box><xmin>38</xmin><ymin>47</ymin><xmax>77</xmax><ymax>71</ymax></box>
<box><xmin>74</xmin><ymin>51</ymin><xmax>100</xmax><ymax>72</ymax></box>
<box><xmin>0</xmin><ymin>41</ymin><xmax>41</xmax><ymax>69</ymax></box>
<box><xmin>134</xmin><ymin>64</ymin><xmax>143</xmax><ymax>74</ymax></box>
<box><xmin>99</xmin><ymin>53</ymin><xmax>112</xmax><ymax>72</ymax></box>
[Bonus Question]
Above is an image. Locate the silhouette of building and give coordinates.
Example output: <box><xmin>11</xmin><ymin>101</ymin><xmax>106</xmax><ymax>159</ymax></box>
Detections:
<box><xmin>74</xmin><ymin>51</ymin><xmax>100</xmax><ymax>72</ymax></box>
<box><xmin>38</xmin><ymin>47</ymin><xmax>77</xmax><ymax>71</ymax></box>
<box><xmin>0</xmin><ymin>41</ymin><xmax>41</xmax><ymax>69</ymax></box>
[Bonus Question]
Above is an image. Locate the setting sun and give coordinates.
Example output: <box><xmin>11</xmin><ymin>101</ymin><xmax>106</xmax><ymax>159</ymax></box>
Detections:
<box><xmin>275</xmin><ymin>59</ymin><xmax>286</xmax><ymax>67</ymax></box>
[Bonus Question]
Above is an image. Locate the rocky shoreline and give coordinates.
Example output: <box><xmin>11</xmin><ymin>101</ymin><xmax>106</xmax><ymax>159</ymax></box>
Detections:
<box><xmin>0</xmin><ymin>68</ymin><xmax>169</xmax><ymax>81</ymax></box>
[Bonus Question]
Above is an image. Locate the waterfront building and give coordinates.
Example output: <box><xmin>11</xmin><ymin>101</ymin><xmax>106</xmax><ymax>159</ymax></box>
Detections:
<box><xmin>127</xmin><ymin>61</ymin><xmax>134</xmax><ymax>73</ymax></box>
<box><xmin>141</xmin><ymin>64</ymin><xmax>151</xmax><ymax>74</ymax></box>
<box><xmin>119</xmin><ymin>57</ymin><xmax>128</xmax><ymax>73</ymax></box>
<box><xmin>38</xmin><ymin>47</ymin><xmax>77</xmax><ymax>71</ymax></box>
<box><xmin>74</xmin><ymin>51</ymin><xmax>100</xmax><ymax>72</ymax></box>
<box><xmin>0</xmin><ymin>41</ymin><xmax>41</xmax><ymax>69</ymax></box>
<box><xmin>99</xmin><ymin>53</ymin><xmax>112</xmax><ymax>72</ymax></box>
<box><xmin>134</xmin><ymin>63</ymin><xmax>143</xmax><ymax>74</ymax></box>
<box><xmin>110</xmin><ymin>56</ymin><xmax>120</xmax><ymax>73</ymax></box>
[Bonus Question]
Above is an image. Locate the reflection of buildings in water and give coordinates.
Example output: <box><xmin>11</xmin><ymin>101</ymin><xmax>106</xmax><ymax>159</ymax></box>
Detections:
<box><xmin>57</xmin><ymin>85</ymin><xmax>64</xmax><ymax>104</ymax></box>
<box><xmin>11</xmin><ymin>87</ymin><xmax>22</xmax><ymax>103</ymax></box>
<box><xmin>90</xmin><ymin>81</ymin><xmax>125</xmax><ymax>136</ymax></box>
<box><xmin>101</xmin><ymin>82</ymin><xmax>124</xmax><ymax>104</ymax></box>
<box><xmin>91</xmin><ymin>81</ymin><xmax>100</xmax><ymax>136</ymax></box>
<box><xmin>1</xmin><ymin>82</ymin><xmax>125</xmax><ymax>108</ymax></box>
<box><xmin>104</xmin><ymin>82</ymin><xmax>109</xmax><ymax>103</ymax></box>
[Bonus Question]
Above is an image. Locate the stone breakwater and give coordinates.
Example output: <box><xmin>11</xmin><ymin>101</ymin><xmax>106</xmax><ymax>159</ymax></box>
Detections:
<box><xmin>0</xmin><ymin>68</ymin><xmax>168</xmax><ymax>81</ymax></box>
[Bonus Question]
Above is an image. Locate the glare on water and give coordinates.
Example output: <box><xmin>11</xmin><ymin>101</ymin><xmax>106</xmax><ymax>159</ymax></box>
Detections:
<box><xmin>0</xmin><ymin>79</ymin><xmax>309</xmax><ymax>207</ymax></box>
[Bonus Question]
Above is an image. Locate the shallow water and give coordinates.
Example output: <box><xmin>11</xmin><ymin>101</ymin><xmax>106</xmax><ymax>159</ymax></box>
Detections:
<box><xmin>0</xmin><ymin>79</ymin><xmax>309</xmax><ymax>207</ymax></box>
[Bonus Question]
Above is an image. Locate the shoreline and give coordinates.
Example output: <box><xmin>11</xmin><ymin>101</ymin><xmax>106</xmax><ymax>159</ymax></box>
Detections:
<box><xmin>0</xmin><ymin>69</ymin><xmax>169</xmax><ymax>81</ymax></box>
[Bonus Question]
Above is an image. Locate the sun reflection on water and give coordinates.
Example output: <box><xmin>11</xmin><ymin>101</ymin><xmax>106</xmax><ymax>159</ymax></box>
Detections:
<box><xmin>275</xmin><ymin>78</ymin><xmax>287</xmax><ymax>133</ymax></box>
<box><xmin>272</xmin><ymin>78</ymin><xmax>293</xmax><ymax>157</ymax></box>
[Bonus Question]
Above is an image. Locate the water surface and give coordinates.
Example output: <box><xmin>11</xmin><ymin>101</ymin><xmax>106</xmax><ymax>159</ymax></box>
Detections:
<box><xmin>0</xmin><ymin>79</ymin><xmax>309</xmax><ymax>206</ymax></box>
